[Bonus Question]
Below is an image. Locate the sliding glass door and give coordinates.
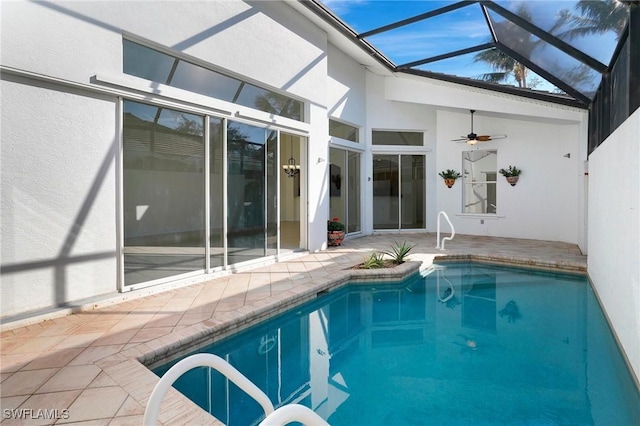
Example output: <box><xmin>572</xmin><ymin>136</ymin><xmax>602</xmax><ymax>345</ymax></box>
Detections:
<box><xmin>401</xmin><ymin>155</ymin><xmax>425</xmax><ymax>229</ymax></box>
<box><xmin>123</xmin><ymin>101</ymin><xmax>206</xmax><ymax>285</ymax></box>
<box><xmin>227</xmin><ymin>122</ymin><xmax>277</xmax><ymax>264</ymax></box>
<box><xmin>329</xmin><ymin>148</ymin><xmax>361</xmax><ymax>234</ymax></box>
<box><xmin>210</xmin><ymin>117</ymin><xmax>224</xmax><ymax>268</ymax></box>
<box><xmin>123</xmin><ymin>101</ymin><xmax>303</xmax><ymax>287</ymax></box>
<box><xmin>280</xmin><ymin>133</ymin><xmax>305</xmax><ymax>251</ymax></box>
<box><xmin>372</xmin><ymin>154</ymin><xmax>425</xmax><ymax>230</ymax></box>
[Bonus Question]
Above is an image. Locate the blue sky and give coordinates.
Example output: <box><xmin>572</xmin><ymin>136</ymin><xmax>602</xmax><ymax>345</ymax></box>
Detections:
<box><xmin>321</xmin><ymin>0</ymin><xmax>553</xmax><ymax>89</ymax></box>
<box><xmin>319</xmin><ymin>0</ymin><xmax>620</xmax><ymax>96</ymax></box>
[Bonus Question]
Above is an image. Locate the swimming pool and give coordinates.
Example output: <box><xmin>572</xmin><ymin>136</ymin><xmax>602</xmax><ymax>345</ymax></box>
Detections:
<box><xmin>154</xmin><ymin>263</ymin><xmax>640</xmax><ymax>425</ymax></box>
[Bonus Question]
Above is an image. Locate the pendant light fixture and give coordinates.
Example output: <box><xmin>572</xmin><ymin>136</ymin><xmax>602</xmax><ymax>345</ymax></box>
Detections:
<box><xmin>282</xmin><ymin>139</ymin><xmax>300</xmax><ymax>178</ymax></box>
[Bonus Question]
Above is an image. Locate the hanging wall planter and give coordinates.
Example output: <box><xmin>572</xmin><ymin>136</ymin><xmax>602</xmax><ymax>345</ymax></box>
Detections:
<box><xmin>499</xmin><ymin>166</ymin><xmax>522</xmax><ymax>186</ymax></box>
<box><xmin>438</xmin><ymin>169</ymin><xmax>462</xmax><ymax>188</ymax></box>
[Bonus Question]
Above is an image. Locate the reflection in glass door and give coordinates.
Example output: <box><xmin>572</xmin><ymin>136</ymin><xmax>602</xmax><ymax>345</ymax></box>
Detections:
<box><xmin>227</xmin><ymin>121</ymin><xmax>276</xmax><ymax>265</ymax></box>
<box><xmin>210</xmin><ymin>117</ymin><xmax>224</xmax><ymax>268</ymax></box>
<box><xmin>122</xmin><ymin>104</ymin><xmax>302</xmax><ymax>287</ymax></box>
<box><xmin>373</xmin><ymin>154</ymin><xmax>425</xmax><ymax>230</ymax></box>
<box><xmin>329</xmin><ymin>148</ymin><xmax>361</xmax><ymax>234</ymax></box>
<box><xmin>123</xmin><ymin>101</ymin><xmax>206</xmax><ymax>285</ymax></box>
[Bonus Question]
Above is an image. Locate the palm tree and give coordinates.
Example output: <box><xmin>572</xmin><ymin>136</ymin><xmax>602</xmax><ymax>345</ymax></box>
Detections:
<box><xmin>472</xmin><ymin>1</ymin><xmax>627</xmax><ymax>93</ymax></box>
<box><xmin>473</xmin><ymin>48</ymin><xmax>531</xmax><ymax>88</ymax></box>
<box><xmin>472</xmin><ymin>3</ymin><xmax>539</xmax><ymax>89</ymax></box>
<box><xmin>254</xmin><ymin>92</ymin><xmax>302</xmax><ymax>121</ymax></box>
<box><xmin>560</xmin><ymin>0</ymin><xmax>628</xmax><ymax>41</ymax></box>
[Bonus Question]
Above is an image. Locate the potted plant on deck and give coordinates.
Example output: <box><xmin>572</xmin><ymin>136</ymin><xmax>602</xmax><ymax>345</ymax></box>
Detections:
<box><xmin>499</xmin><ymin>165</ymin><xmax>522</xmax><ymax>186</ymax></box>
<box><xmin>327</xmin><ymin>217</ymin><xmax>345</xmax><ymax>246</ymax></box>
<box><xmin>438</xmin><ymin>169</ymin><xmax>462</xmax><ymax>188</ymax></box>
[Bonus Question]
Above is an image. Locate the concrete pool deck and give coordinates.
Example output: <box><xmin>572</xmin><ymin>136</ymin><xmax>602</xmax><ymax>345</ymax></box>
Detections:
<box><xmin>0</xmin><ymin>234</ymin><xmax>587</xmax><ymax>425</ymax></box>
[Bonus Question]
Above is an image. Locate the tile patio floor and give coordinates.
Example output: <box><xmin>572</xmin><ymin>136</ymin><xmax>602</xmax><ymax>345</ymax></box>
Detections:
<box><xmin>0</xmin><ymin>234</ymin><xmax>587</xmax><ymax>425</ymax></box>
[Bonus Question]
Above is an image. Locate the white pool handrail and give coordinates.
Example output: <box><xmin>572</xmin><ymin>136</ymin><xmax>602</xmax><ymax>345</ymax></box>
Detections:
<box><xmin>436</xmin><ymin>211</ymin><xmax>455</xmax><ymax>250</ymax></box>
<box><xmin>259</xmin><ymin>404</ymin><xmax>329</xmax><ymax>426</ymax></box>
<box><xmin>143</xmin><ymin>353</ymin><xmax>274</xmax><ymax>425</ymax></box>
<box><xmin>143</xmin><ymin>353</ymin><xmax>328</xmax><ymax>426</ymax></box>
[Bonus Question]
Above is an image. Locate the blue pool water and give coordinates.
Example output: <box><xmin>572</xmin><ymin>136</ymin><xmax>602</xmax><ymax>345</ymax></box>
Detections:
<box><xmin>154</xmin><ymin>263</ymin><xmax>640</xmax><ymax>425</ymax></box>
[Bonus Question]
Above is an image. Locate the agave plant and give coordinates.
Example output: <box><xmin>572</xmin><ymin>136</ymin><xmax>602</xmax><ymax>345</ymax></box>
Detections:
<box><xmin>384</xmin><ymin>241</ymin><xmax>415</xmax><ymax>265</ymax></box>
<box><xmin>362</xmin><ymin>252</ymin><xmax>385</xmax><ymax>269</ymax></box>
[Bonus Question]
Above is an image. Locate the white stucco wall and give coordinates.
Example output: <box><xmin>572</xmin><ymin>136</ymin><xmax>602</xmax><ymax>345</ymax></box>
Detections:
<box><xmin>435</xmin><ymin>109</ymin><xmax>586</xmax><ymax>244</ymax></box>
<box><xmin>1</xmin><ymin>0</ymin><xmax>331</xmax><ymax>316</ymax></box>
<box><xmin>326</xmin><ymin>43</ymin><xmax>367</xmax><ymax>234</ymax></box>
<box><xmin>1</xmin><ymin>80</ymin><xmax>118</xmax><ymax>316</ymax></box>
<box><xmin>1</xmin><ymin>1</ymin><xmax>327</xmax><ymax>101</ymax></box>
<box><xmin>365</xmin><ymin>72</ymin><xmax>438</xmax><ymax>232</ymax></box>
<box><xmin>587</xmin><ymin>108</ymin><xmax>640</xmax><ymax>383</ymax></box>
<box><xmin>363</xmin><ymin>73</ymin><xmax>587</xmax><ymax>245</ymax></box>
<box><xmin>327</xmin><ymin>44</ymin><xmax>366</xmax><ymax>128</ymax></box>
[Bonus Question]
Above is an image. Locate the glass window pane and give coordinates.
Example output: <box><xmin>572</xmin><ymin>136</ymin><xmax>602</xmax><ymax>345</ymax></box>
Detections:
<box><xmin>330</xmin><ymin>148</ymin><xmax>360</xmax><ymax>235</ymax></box>
<box><xmin>488</xmin><ymin>10</ymin><xmax>602</xmax><ymax>99</ymax></box>
<box><xmin>123</xmin><ymin>40</ymin><xmax>304</xmax><ymax>121</ymax></box>
<box><xmin>210</xmin><ymin>117</ymin><xmax>224</xmax><ymax>268</ymax></box>
<box><xmin>329</xmin><ymin>148</ymin><xmax>347</xmax><ymax>228</ymax></box>
<box><xmin>327</xmin><ymin>1</ymin><xmax>460</xmax><ymax>34</ymax></box>
<box><xmin>123</xmin><ymin>101</ymin><xmax>205</xmax><ymax>285</ymax></box>
<box><xmin>236</xmin><ymin>84</ymin><xmax>303</xmax><ymax>122</ymax></box>
<box><xmin>123</xmin><ymin>40</ymin><xmax>175</xmax><ymax>84</ymax></box>
<box><xmin>227</xmin><ymin>121</ymin><xmax>267</xmax><ymax>264</ymax></box>
<box><xmin>373</xmin><ymin>154</ymin><xmax>399</xmax><ymax>229</ymax></box>
<box><xmin>401</xmin><ymin>155</ymin><xmax>424</xmax><ymax>229</ymax></box>
<box><xmin>463</xmin><ymin>150</ymin><xmax>497</xmax><ymax>214</ymax></box>
<box><xmin>330</xmin><ymin>119</ymin><xmax>359</xmax><ymax>142</ymax></box>
<box><xmin>347</xmin><ymin>151</ymin><xmax>361</xmax><ymax>233</ymax></box>
<box><xmin>266</xmin><ymin>130</ymin><xmax>278</xmax><ymax>256</ymax></box>
<box><xmin>417</xmin><ymin>49</ymin><xmax>563</xmax><ymax>93</ymax></box>
<box><xmin>493</xmin><ymin>0</ymin><xmax>627</xmax><ymax>66</ymax></box>
<box><xmin>365</xmin><ymin>4</ymin><xmax>490</xmax><ymax>65</ymax></box>
<box><xmin>280</xmin><ymin>133</ymin><xmax>302</xmax><ymax>250</ymax></box>
<box><xmin>172</xmin><ymin>60</ymin><xmax>242</xmax><ymax>102</ymax></box>
<box><xmin>372</xmin><ymin>131</ymin><xmax>423</xmax><ymax>146</ymax></box>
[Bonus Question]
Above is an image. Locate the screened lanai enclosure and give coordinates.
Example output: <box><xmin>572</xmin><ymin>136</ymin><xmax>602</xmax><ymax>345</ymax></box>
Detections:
<box><xmin>305</xmin><ymin>0</ymin><xmax>639</xmax><ymax>151</ymax></box>
<box><xmin>1</xmin><ymin>0</ymin><xmax>638</xmax><ymax>324</ymax></box>
<box><xmin>118</xmin><ymin>1</ymin><xmax>640</xmax><ymax>283</ymax></box>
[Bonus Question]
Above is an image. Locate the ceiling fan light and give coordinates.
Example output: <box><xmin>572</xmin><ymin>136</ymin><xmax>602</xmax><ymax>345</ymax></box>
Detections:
<box><xmin>467</xmin><ymin>139</ymin><xmax>478</xmax><ymax>145</ymax></box>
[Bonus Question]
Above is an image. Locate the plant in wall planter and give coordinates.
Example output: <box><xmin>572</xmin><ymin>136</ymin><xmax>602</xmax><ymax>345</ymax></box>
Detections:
<box><xmin>499</xmin><ymin>165</ymin><xmax>522</xmax><ymax>186</ymax></box>
<box><xmin>438</xmin><ymin>169</ymin><xmax>462</xmax><ymax>188</ymax></box>
<box><xmin>327</xmin><ymin>217</ymin><xmax>345</xmax><ymax>246</ymax></box>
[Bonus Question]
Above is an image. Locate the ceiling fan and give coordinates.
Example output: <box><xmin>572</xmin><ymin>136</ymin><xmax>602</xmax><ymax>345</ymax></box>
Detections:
<box><xmin>452</xmin><ymin>109</ymin><xmax>507</xmax><ymax>145</ymax></box>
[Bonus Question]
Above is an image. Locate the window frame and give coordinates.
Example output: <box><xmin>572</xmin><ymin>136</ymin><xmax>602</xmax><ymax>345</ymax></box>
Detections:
<box><xmin>329</xmin><ymin>118</ymin><xmax>360</xmax><ymax>143</ymax></box>
<box><xmin>461</xmin><ymin>149</ymin><xmax>498</xmax><ymax>216</ymax></box>
<box><xmin>372</xmin><ymin>129</ymin><xmax>425</xmax><ymax>147</ymax></box>
<box><xmin>122</xmin><ymin>37</ymin><xmax>305</xmax><ymax>123</ymax></box>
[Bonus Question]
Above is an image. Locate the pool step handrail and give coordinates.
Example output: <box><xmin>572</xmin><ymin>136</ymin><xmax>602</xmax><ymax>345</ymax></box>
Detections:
<box><xmin>436</xmin><ymin>211</ymin><xmax>455</xmax><ymax>250</ymax></box>
<box><xmin>143</xmin><ymin>353</ymin><xmax>327</xmax><ymax>426</ymax></box>
<box><xmin>144</xmin><ymin>353</ymin><xmax>273</xmax><ymax>425</ymax></box>
<box><xmin>259</xmin><ymin>404</ymin><xmax>329</xmax><ymax>426</ymax></box>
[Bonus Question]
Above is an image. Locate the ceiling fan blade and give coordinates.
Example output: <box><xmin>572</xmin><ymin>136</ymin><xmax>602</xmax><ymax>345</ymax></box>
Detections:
<box><xmin>469</xmin><ymin>134</ymin><xmax>507</xmax><ymax>142</ymax></box>
<box><xmin>451</xmin><ymin>110</ymin><xmax>507</xmax><ymax>143</ymax></box>
<box><xmin>488</xmin><ymin>134</ymin><xmax>507</xmax><ymax>140</ymax></box>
